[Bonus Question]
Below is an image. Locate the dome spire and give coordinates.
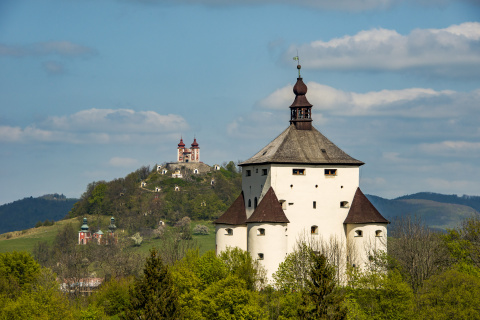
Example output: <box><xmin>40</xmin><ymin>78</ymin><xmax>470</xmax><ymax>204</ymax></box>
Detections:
<box><xmin>289</xmin><ymin>56</ymin><xmax>313</xmax><ymax>130</ymax></box>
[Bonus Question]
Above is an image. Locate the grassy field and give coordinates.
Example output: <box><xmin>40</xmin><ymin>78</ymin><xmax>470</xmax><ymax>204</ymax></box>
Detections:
<box><xmin>0</xmin><ymin>218</ymin><xmax>80</xmax><ymax>253</ymax></box>
<box><xmin>0</xmin><ymin>217</ymin><xmax>216</xmax><ymax>256</ymax></box>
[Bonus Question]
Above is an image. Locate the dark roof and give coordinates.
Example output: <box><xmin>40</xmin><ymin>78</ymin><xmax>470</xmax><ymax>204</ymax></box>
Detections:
<box><xmin>344</xmin><ymin>188</ymin><xmax>389</xmax><ymax>224</ymax></box>
<box><xmin>214</xmin><ymin>192</ymin><xmax>247</xmax><ymax>225</ymax></box>
<box><xmin>246</xmin><ymin>187</ymin><xmax>290</xmax><ymax>224</ymax></box>
<box><xmin>239</xmin><ymin>124</ymin><xmax>364</xmax><ymax>166</ymax></box>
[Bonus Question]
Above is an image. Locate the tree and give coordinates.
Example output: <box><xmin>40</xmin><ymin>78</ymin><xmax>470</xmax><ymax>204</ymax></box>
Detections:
<box><xmin>123</xmin><ymin>248</ymin><xmax>180</xmax><ymax>319</ymax></box>
<box><xmin>417</xmin><ymin>269</ymin><xmax>480</xmax><ymax>320</ymax></box>
<box><xmin>0</xmin><ymin>251</ymin><xmax>41</xmax><ymax>293</ymax></box>
<box><xmin>299</xmin><ymin>251</ymin><xmax>346</xmax><ymax>320</ymax></box>
<box><xmin>219</xmin><ymin>247</ymin><xmax>266</xmax><ymax>291</ymax></box>
<box><xmin>389</xmin><ymin>215</ymin><xmax>451</xmax><ymax>291</ymax></box>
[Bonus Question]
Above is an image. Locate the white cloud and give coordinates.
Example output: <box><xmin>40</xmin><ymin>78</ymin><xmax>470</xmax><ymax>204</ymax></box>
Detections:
<box><xmin>0</xmin><ymin>108</ymin><xmax>189</xmax><ymax>144</ymax></box>
<box><xmin>258</xmin><ymin>81</ymin><xmax>478</xmax><ymax>118</ymax></box>
<box><xmin>128</xmin><ymin>0</ymin><xmax>477</xmax><ymax>11</ymax></box>
<box><xmin>285</xmin><ymin>22</ymin><xmax>480</xmax><ymax>77</ymax></box>
<box><xmin>42</xmin><ymin>61</ymin><xmax>65</xmax><ymax>75</ymax></box>
<box><xmin>420</xmin><ymin>140</ymin><xmax>480</xmax><ymax>156</ymax></box>
<box><xmin>108</xmin><ymin>157</ymin><xmax>139</xmax><ymax>167</ymax></box>
<box><xmin>0</xmin><ymin>41</ymin><xmax>96</xmax><ymax>57</ymax></box>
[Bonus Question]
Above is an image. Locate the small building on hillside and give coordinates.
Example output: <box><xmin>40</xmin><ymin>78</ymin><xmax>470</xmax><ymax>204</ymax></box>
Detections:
<box><xmin>78</xmin><ymin>217</ymin><xmax>117</xmax><ymax>245</ymax></box>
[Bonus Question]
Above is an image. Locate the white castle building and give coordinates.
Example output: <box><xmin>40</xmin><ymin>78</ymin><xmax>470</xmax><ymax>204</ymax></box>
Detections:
<box><xmin>214</xmin><ymin>65</ymin><xmax>389</xmax><ymax>281</ymax></box>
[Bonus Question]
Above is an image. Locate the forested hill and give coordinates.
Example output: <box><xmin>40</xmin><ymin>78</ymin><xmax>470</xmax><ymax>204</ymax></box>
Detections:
<box><xmin>68</xmin><ymin>162</ymin><xmax>242</xmax><ymax>233</ymax></box>
<box><xmin>0</xmin><ymin>194</ymin><xmax>78</xmax><ymax>233</ymax></box>
<box><xmin>367</xmin><ymin>192</ymin><xmax>480</xmax><ymax>230</ymax></box>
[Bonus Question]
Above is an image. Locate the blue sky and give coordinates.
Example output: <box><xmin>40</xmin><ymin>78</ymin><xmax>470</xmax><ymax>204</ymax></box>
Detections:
<box><xmin>0</xmin><ymin>0</ymin><xmax>479</xmax><ymax>205</ymax></box>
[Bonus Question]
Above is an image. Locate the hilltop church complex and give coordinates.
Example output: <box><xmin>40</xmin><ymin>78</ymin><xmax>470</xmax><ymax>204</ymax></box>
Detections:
<box><xmin>215</xmin><ymin>65</ymin><xmax>389</xmax><ymax>281</ymax></box>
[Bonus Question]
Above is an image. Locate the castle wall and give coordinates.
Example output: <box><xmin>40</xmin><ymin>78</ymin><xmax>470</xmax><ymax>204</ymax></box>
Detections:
<box><xmin>215</xmin><ymin>224</ymin><xmax>247</xmax><ymax>253</ymax></box>
<box><xmin>346</xmin><ymin>223</ymin><xmax>387</xmax><ymax>271</ymax></box>
<box><xmin>247</xmin><ymin>222</ymin><xmax>288</xmax><ymax>281</ymax></box>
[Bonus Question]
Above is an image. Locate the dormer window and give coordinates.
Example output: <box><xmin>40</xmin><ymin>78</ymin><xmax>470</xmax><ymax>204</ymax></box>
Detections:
<box><xmin>226</xmin><ymin>228</ymin><xmax>233</xmax><ymax>236</ymax></box>
<box><xmin>340</xmin><ymin>201</ymin><xmax>349</xmax><ymax>208</ymax></box>
<box><xmin>279</xmin><ymin>200</ymin><xmax>287</xmax><ymax>210</ymax></box>
<box><xmin>257</xmin><ymin>228</ymin><xmax>265</xmax><ymax>236</ymax></box>
<box><xmin>293</xmin><ymin>169</ymin><xmax>305</xmax><ymax>175</ymax></box>
<box><xmin>325</xmin><ymin>169</ymin><xmax>337</xmax><ymax>176</ymax></box>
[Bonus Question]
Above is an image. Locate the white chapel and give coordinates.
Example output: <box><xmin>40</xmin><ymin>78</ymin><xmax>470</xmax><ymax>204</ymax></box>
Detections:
<box><xmin>214</xmin><ymin>65</ymin><xmax>389</xmax><ymax>282</ymax></box>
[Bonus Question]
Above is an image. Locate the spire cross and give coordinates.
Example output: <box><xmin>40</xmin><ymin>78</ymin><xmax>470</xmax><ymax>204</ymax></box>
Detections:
<box><xmin>293</xmin><ymin>54</ymin><xmax>301</xmax><ymax>78</ymax></box>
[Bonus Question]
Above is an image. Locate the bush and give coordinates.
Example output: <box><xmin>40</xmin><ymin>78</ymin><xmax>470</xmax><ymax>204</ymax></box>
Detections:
<box><xmin>193</xmin><ymin>224</ymin><xmax>209</xmax><ymax>235</ymax></box>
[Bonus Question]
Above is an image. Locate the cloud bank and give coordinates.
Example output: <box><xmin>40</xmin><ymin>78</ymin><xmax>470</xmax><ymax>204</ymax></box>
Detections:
<box><xmin>284</xmin><ymin>22</ymin><xmax>480</xmax><ymax>77</ymax></box>
<box><xmin>0</xmin><ymin>108</ymin><xmax>189</xmax><ymax>144</ymax></box>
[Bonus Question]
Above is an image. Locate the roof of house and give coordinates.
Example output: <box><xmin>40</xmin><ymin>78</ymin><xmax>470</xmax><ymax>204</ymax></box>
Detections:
<box><xmin>214</xmin><ymin>192</ymin><xmax>247</xmax><ymax>225</ymax></box>
<box><xmin>343</xmin><ymin>188</ymin><xmax>389</xmax><ymax>224</ymax></box>
<box><xmin>239</xmin><ymin>124</ymin><xmax>364</xmax><ymax>166</ymax></box>
<box><xmin>246</xmin><ymin>187</ymin><xmax>290</xmax><ymax>224</ymax></box>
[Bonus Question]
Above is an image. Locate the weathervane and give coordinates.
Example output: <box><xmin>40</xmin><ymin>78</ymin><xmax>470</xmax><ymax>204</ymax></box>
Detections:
<box><xmin>293</xmin><ymin>52</ymin><xmax>301</xmax><ymax>78</ymax></box>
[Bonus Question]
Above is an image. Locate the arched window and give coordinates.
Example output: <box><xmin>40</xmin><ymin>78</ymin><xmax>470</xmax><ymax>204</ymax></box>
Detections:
<box><xmin>340</xmin><ymin>201</ymin><xmax>349</xmax><ymax>208</ymax></box>
<box><xmin>311</xmin><ymin>225</ymin><xmax>318</xmax><ymax>235</ymax></box>
<box><xmin>226</xmin><ymin>228</ymin><xmax>233</xmax><ymax>236</ymax></box>
<box><xmin>248</xmin><ymin>199</ymin><xmax>252</xmax><ymax>208</ymax></box>
<box><xmin>257</xmin><ymin>228</ymin><xmax>265</xmax><ymax>236</ymax></box>
<box><xmin>355</xmin><ymin>230</ymin><xmax>363</xmax><ymax>237</ymax></box>
<box><xmin>254</xmin><ymin>197</ymin><xmax>258</xmax><ymax>209</ymax></box>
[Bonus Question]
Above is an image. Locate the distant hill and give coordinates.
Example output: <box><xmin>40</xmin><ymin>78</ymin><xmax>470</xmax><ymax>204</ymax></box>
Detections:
<box><xmin>367</xmin><ymin>193</ymin><xmax>480</xmax><ymax>230</ymax></box>
<box><xmin>0</xmin><ymin>194</ymin><xmax>79</xmax><ymax>233</ymax></box>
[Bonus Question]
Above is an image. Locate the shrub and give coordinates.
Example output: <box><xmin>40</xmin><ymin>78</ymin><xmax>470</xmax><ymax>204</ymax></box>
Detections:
<box><xmin>193</xmin><ymin>224</ymin><xmax>209</xmax><ymax>235</ymax></box>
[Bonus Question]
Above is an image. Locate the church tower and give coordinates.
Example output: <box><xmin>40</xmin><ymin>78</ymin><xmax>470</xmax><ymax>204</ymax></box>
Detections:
<box><xmin>215</xmin><ymin>63</ymin><xmax>388</xmax><ymax>282</ymax></box>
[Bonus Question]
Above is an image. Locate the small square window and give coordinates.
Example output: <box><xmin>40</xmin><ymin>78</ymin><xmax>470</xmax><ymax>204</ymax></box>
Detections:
<box><xmin>226</xmin><ymin>228</ymin><xmax>233</xmax><ymax>236</ymax></box>
<box><xmin>246</xmin><ymin>170</ymin><xmax>251</xmax><ymax>177</ymax></box>
<box><xmin>376</xmin><ymin>230</ymin><xmax>383</xmax><ymax>237</ymax></box>
<box><xmin>325</xmin><ymin>169</ymin><xmax>337</xmax><ymax>176</ymax></box>
<box><xmin>258</xmin><ymin>253</ymin><xmax>264</xmax><ymax>260</ymax></box>
<box><xmin>256</xmin><ymin>169</ymin><xmax>258</xmax><ymax>173</ymax></box>
<box><xmin>311</xmin><ymin>226</ymin><xmax>318</xmax><ymax>235</ymax></box>
<box><xmin>340</xmin><ymin>201</ymin><xmax>349</xmax><ymax>208</ymax></box>
<box><xmin>257</xmin><ymin>228</ymin><xmax>265</xmax><ymax>236</ymax></box>
<box><xmin>293</xmin><ymin>169</ymin><xmax>305</xmax><ymax>175</ymax></box>
<box><xmin>355</xmin><ymin>230</ymin><xmax>363</xmax><ymax>237</ymax></box>
<box><xmin>313</xmin><ymin>201</ymin><xmax>316</xmax><ymax>209</ymax></box>
<box><xmin>262</xmin><ymin>169</ymin><xmax>268</xmax><ymax>175</ymax></box>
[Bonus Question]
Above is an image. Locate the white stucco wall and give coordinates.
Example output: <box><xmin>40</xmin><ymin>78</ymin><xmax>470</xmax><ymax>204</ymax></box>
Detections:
<box><xmin>215</xmin><ymin>224</ymin><xmax>247</xmax><ymax>254</ymax></box>
<box><xmin>346</xmin><ymin>223</ymin><xmax>388</xmax><ymax>270</ymax></box>
<box><xmin>247</xmin><ymin>222</ymin><xmax>288</xmax><ymax>281</ymax></box>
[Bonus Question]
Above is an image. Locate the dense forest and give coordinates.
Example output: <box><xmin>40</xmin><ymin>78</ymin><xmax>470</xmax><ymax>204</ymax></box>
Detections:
<box><xmin>0</xmin><ymin>194</ymin><xmax>78</xmax><ymax>233</ymax></box>
<box><xmin>2</xmin><ymin>214</ymin><xmax>480</xmax><ymax>319</ymax></box>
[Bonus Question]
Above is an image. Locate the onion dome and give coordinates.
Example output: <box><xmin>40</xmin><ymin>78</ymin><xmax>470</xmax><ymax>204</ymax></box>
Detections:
<box><xmin>80</xmin><ymin>218</ymin><xmax>89</xmax><ymax>231</ymax></box>
<box><xmin>191</xmin><ymin>138</ymin><xmax>199</xmax><ymax>149</ymax></box>
<box><xmin>178</xmin><ymin>138</ymin><xmax>185</xmax><ymax>148</ymax></box>
<box><xmin>289</xmin><ymin>64</ymin><xmax>313</xmax><ymax>130</ymax></box>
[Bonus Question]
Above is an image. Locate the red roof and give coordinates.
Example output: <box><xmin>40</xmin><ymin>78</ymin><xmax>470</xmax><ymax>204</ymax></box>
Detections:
<box><xmin>343</xmin><ymin>188</ymin><xmax>389</xmax><ymax>224</ymax></box>
<box><xmin>178</xmin><ymin>138</ymin><xmax>185</xmax><ymax>148</ymax></box>
<box><xmin>246</xmin><ymin>187</ymin><xmax>289</xmax><ymax>223</ymax></box>
<box><xmin>214</xmin><ymin>192</ymin><xmax>247</xmax><ymax>225</ymax></box>
<box><xmin>191</xmin><ymin>138</ymin><xmax>199</xmax><ymax>149</ymax></box>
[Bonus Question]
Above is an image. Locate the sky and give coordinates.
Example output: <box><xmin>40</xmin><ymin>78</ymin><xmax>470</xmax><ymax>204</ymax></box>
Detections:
<box><xmin>0</xmin><ymin>0</ymin><xmax>479</xmax><ymax>205</ymax></box>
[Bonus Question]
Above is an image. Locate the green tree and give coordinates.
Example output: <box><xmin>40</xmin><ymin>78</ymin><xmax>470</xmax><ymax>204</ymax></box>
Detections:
<box><xmin>417</xmin><ymin>269</ymin><xmax>480</xmax><ymax>320</ymax></box>
<box><xmin>92</xmin><ymin>276</ymin><xmax>133</xmax><ymax>317</ymax></box>
<box><xmin>0</xmin><ymin>251</ymin><xmax>40</xmax><ymax>293</ymax></box>
<box><xmin>299</xmin><ymin>251</ymin><xmax>346</xmax><ymax>320</ymax></box>
<box><xmin>123</xmin><ymin>248</ymin><xmax>180</xmax><ymax>319</ymax></box>
<box><xmin>219</xmin><ymin>247</ymin><xmax>266</xmax><ymax>290</ymax></box>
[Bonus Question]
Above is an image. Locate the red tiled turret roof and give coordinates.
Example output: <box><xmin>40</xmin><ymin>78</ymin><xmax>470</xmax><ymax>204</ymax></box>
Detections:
<box><xmin>246</xmin><ymin>187</ymin><xmax>289</xmax><ymax>223</ymax></box>
<box><xmin>214</xmin><ymin>192</ymin><xmax>247</xmax><ymax>225</ymax></box>
<box><xmin>344</xmin><ymin>188</ymin><xmax>389</xmax><ymax>224</ymax></box>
